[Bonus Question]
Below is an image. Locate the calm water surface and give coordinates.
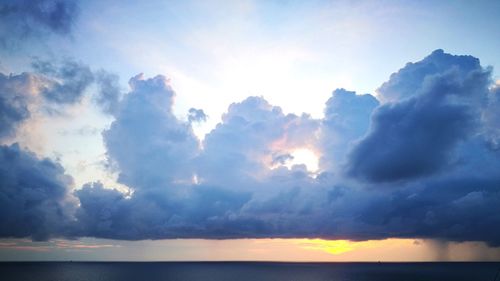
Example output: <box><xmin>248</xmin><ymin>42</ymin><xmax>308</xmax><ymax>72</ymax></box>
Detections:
<box><xmin>1</xmin><ymin>262</ymin><xmax>499</xmax><ymax>281</ymax></box>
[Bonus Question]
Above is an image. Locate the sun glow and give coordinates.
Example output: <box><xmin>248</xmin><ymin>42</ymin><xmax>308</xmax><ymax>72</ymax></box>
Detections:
<box><xmin>292</xmin><ymin>239</ymin><xmax>391</xmax><ymax>255</ymax></box>
<box><xmin>285</xmin><ymin>148</ymin><xmax>319</xmax><ymax>172</ymax></box>
<box><xmin>295</xmin><ymin>239</ymin><xmax>356</xmax><ymax>255</ymax></box>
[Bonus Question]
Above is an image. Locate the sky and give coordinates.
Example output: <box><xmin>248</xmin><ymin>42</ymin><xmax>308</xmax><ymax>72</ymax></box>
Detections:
<box><xmin>0</xmin><ymin>0</ymin><xmax>500</xmax><ymax>261</ymax></box>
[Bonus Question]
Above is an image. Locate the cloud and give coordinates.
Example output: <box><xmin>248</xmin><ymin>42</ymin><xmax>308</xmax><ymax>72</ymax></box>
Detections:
<box><xmin>483</xmin><ymin>85</ymin><xmax>500</xmax><ymax>150</ymax></box>
<box><xmin>0</xmin><ymin>0</ymin><xmax>79</xmax><ymax>49</ymax></box>
<box><xmin>73</xmin><ymin>88</ymin><xmax>324</xmax><ymax>240</ymax></box>
<box><xmin>0</xmin><ymin>73</ymin><xmax>36</xmax><ymax>140</ymax></box>
<box><xmin>74</xmin><ymin>181</ymin><xmax>252</xmax><ymax>240</ymax></box>
<box><xmin>0</xmin><ymin>57</ymin><xmax>118</xmax><ymax>128</ymax></box>
<box><xmin>197</xmin><ymin>96</ymin><xmax>319</xmax><ymax>188</ymax></box>
<box><xmin>0</xmin><ymin>60</ymin><xmax>114</xmax><ymax>148</ymax></box>
<box><xmin>103</xmin><ymin>74</ymin><xmax>200</xmax><ymax>189</ymax></box>
<box><xmin>0</xmin><ymin>143</ymin><xmax>73</xmax><ymax>241</ymax></box>
<box><xmin>69</xmin><ymin>52</ymin><xmax>500</xmax><ymax>246</ymax></box>
<box><xmin>32</xmin><ymin>58</ymin><xmax>124</xmax><ymax>114</ymax></box>
<box><xmin>94</xmin><ymin>70</ymin><xmax>122</xmax><ymax>116</ymax></box>
<box><xmin>349</xmin><ymin>176</ymin><xmax>500</xmax><ymax>246</ymax></box>
<box><xmin>72</xmin><ymin>173</ymin><xmax>500</xmax><ymax>245</ymax></box>
<box><xmin>345</xmin><ymin>50</ymin><xmax>491</xmax><ymax>182</ymax></box>
<box><xmin>2</xmin><ymin>50</ymin><xmax>500</xmax><ymax>247</ymax></box>
<box><xmin>319</xmin><ymin>88</ymin><xmax>379</xmax><ymax>172</ymax></box>
<box><xmin>0</xmin><ymin>71</ymin><xmax>77</xmax><ymax>241</ymax></box>
<box><xmin>188</xmin><ymin>108</ymin><xmax>207</xmax><ymax>123</ymax></box>
<box><xmin>377</xmin><ymin>49</ymin><xmax>482</xmax><ymax>102</ymax></box>
<box><xmin>32</xmin><ymin>58</ymin><xmax>94</xmax><ymax>105</ymax></box>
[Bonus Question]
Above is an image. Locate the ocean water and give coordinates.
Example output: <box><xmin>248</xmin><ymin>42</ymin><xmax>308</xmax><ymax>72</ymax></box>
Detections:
<box><xmin>1</xmin><ymin>262</ymin><xmax>499</xmax><ymax>281</ymax></box>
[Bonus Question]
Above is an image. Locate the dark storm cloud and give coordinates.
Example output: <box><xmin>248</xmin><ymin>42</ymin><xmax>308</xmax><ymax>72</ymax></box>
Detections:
<box><xmin>0</xmin><ymin>143</ymin><xmax>73</xmax><ymax>241</ymax></box>
<box><xmin>0</xmin><ymin>0</ymin><xmax>79</xmax><ymax>48</ymax></box>
<box><xmin>74</xmin><ymin>182</ymin><xmax>252</xmax><ymax>240</ymax></box>
<box><xmin>345</xmin><ymin>50</ymin><xmax>492</xmax><ymax>182</ymax></box>
<box><xmin>349</xmin><ymin>176</ymin><xmax>500</xmax><ymax>246</ymax></box>
<box><xmin>32</xmin><ymin>58</ymin><xmax>94</xmax><ymax>104</ymax></box>
<box><xmin>72</xmin><ymin>174</ymin><xmax>500</xmax><ymax>245</ymax></box>
<box><xmin>0</xmin><ymin>72</ymin><xmax>34</xmax><ymax>140</ymax></box>
<box><xmin>377</xmin><ymin>49</ymin><xmax>482</xmax><ymax>102</ymax></box>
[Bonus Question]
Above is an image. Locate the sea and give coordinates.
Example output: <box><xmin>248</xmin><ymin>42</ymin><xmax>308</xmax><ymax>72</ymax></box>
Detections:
<box><xmin>1</xmin><ymin>262</ymin><xmax>499</xmax><ymax>281</ymax></box>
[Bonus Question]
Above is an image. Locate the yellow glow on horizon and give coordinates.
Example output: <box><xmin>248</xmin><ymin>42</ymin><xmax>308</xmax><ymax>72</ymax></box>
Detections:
<box><xmin>292</xmin><ymin>238</ymin><xmax>417</xmax><ymax>256</ymax></box>
<box><xmin>248</xmin><ymin>238</ymin><xmax>428</xmax><ymax>261</ymax></box>
<box><xmin>294</xmin><ymin>239</ymin><xmax>356</xmax><ymax>255</ymax></box>
<box><xmin>3</xmin><ymin>237</ymin><xmax>500</xmax><ymax>261</ymax></box>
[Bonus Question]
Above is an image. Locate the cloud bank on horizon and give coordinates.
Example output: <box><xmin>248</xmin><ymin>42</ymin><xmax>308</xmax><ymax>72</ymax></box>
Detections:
<box><xmin>1</xmin><ymin>0</ymin><xmax>500</xmax><ymax>247</ymax></box>
<box><xmin>1</xmin><ymin>49</ymin><xmax>500</xmax><ymax>246</ymax></box>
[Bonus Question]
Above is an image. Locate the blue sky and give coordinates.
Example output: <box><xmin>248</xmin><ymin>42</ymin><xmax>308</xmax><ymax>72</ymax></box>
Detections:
<box><xmin>1</xmin><ymin>0</ymin><xmax>500</xmax><ymax>261</ymax></box>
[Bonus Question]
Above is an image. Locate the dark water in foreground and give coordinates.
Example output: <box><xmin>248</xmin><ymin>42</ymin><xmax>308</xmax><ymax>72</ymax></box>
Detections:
<box><xmin>1</xmin><ymin>262</ymin><xmax>499</xmax><ymax>281</ymax></box>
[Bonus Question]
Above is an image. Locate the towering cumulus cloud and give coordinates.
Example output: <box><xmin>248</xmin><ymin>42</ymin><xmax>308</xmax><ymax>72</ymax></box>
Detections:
<box><xmin>198</xmin><ymin>96</ymin><xmax>319</xmax><ymax>188</ymax></box>
<box><xmin>345</xmin><ymin>50</ymin><xmax>491</xmax><ymax>182</ymax></box>
<box><xmin>85</xmin><ymin>50</ymin><xmax>499</xmax><ymax>245</ymax></box>
<box><xmin>319</xmin><ymin>88</ymin><xmax>379</xmax><ymax>172</ymax></box>
<box><xmin>103</xmin><ymin>74</ymin><xmax>199</xmax><ymax>189</ymax></box>
<box><xmin>76</xmin><ymin>76</ymin><xmax>320</xmax><ymax>239</ymax></box>
<box><xmin>2</xmin><ymin>50</ymin><xmax>500</xmax><ymax>246</ymax></box>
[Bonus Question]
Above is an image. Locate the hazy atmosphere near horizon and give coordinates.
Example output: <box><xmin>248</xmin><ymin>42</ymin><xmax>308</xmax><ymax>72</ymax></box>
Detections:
<box><xmin>1</xmin><ymin>0</ymin><xmax>500</xmax><ymax>266</ymax></box>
